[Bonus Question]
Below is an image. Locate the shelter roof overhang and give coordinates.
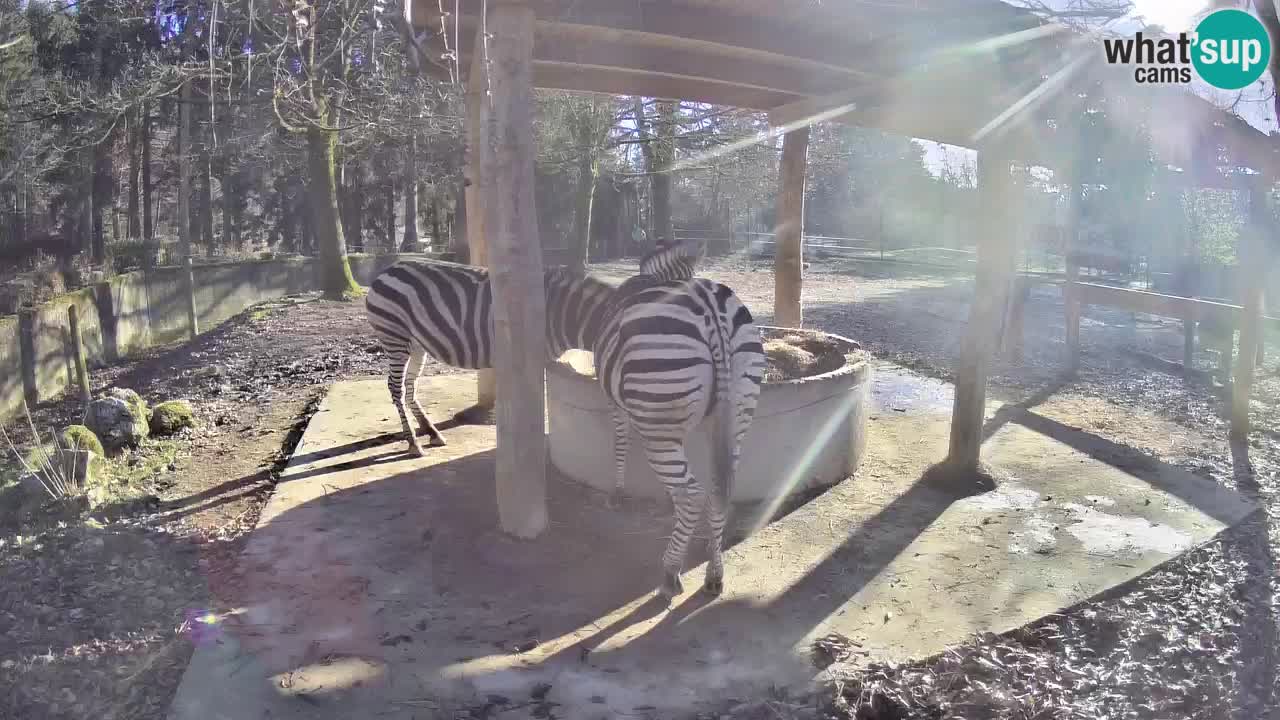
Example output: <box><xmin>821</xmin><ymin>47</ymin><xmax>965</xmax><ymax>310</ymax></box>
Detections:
<box><xmin>408</xmin><ymin>0</ymin><xmax>1280</xmax><ymax>184</ymax></box>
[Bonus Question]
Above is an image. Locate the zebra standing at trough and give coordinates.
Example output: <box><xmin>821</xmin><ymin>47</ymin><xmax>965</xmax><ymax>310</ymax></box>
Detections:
<box><xmin>364</xmin><ymin>240</ymin><xmax>701</xmax><ymax>457</ymax></box>
<box><xmin>593</xmin><ymin>251</ymin><xmax>765</xmax><ymax>602</ymax></box>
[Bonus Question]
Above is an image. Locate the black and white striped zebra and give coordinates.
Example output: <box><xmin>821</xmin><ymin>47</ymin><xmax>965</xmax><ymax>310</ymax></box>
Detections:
<box><xmin>364</xmin><ymin>241</ymin><xmax>701</xmax><ymax>457</ymax></box>
<box><xmin>592</xmin><ymin>264</ymin><xmax>765</xmax><ymax>601</ymax></box>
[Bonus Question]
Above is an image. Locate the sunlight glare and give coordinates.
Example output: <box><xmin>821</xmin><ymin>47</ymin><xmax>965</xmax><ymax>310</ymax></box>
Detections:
<box><xmin>1128</xmin><ymin>0</ymin><xmax>1209</xmax><ymax>33</ymax></box>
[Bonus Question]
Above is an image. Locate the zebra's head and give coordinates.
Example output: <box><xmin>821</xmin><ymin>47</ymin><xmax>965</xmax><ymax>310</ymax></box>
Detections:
<box><xmin>640</xmin><ymin>236</ymin><xmax>704</xmax><ymax>281</ymax></box>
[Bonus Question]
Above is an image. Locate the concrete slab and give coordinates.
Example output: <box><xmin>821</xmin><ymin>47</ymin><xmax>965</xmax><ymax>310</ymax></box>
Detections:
<box><xmin>168</xmin><ymin>367</ymin><xmax>1257</xmax><ymax>720</ymax></box>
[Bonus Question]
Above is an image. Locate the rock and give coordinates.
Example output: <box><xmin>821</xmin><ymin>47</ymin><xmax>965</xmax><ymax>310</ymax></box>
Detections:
<box><xmin>150</xmin><ymin>400</ymin><xmax>196</xmax><ymax>436</ymax></box>
<box><xmin>86</xmin><ymin>397</ymin><xmax>149</xmax><ymax>450</ymax></box>
<box><xmin>60</xmin><ymin>425</ymin><xmax>105</xmax><ymax>456</ymax></box>
<box><xmin>106</xmin><ymin>387</ymin><xmax>150</xmax><ymax>422</ymax></box>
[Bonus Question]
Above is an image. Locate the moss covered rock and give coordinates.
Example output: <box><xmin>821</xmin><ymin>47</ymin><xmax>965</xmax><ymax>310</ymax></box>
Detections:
<box><xmin>107</xmin><ymin>388</ymin><xmax>149</xmax><ymax>423</ymax></box>
<box><xmin>87</xmin><ymin>395</ymin><xmax>149</xmax><ymax>450</ymax></box>
<box><xmin>150</xmin><ymin>400</ymin><xmax>196</xmax><ymax>436</ymax></box>
<box><xmin>61</xmin><ymin>425</ymin><xmax>105</xmax><ymax>456</ymax></box>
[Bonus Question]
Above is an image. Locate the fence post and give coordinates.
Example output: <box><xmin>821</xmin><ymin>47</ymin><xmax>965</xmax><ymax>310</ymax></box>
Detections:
<box><xmin>18</xmin><ymin>309</ymin><xmax>38</xmax><ymax>409</ymax></box>
<box><xmin>68</xmin><ymin>304</ymin><xmax>91</xmax><ymax>406</ymax></box>
<box><xmin>185</xmin><ymin>256</ymin><xmax>199</xmax><ymax>338</ymax></box>
<box><xmin>878</xmin><ymin>203</ymin><xmax>885</xmax><ymax>260</ymax></box>
<box><xmin>1231</xmin><ymin>176</ymin><xmax>1267</xmax><ymax>440</ymax></box>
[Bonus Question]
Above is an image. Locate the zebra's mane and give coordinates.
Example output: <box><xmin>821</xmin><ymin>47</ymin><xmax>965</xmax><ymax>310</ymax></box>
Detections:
<box><xmin>639</xmin><ymin>236</ymin><xmax>703</xmax><ymax>281</ymax></box>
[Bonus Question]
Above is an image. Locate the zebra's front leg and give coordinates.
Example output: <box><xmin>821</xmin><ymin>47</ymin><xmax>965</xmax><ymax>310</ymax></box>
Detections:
<box><xmin>605</xmin><ymin>409</ymin><xmax>628</xmax><ymax>509</ymax></box>
<box><xmin>406</xmin><ymin>349</ymin><xmax>446</xmax><ymax>447</ymax></box>
<box><xmin>641</xmin><ymin>436</ymin><xmax>703</xmax><ymax>604</ymax></box>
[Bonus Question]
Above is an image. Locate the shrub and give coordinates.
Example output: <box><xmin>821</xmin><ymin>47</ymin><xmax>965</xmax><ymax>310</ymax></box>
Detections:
<box><xmin>150</xmin><ymin>400</ymin><xmax>196</xmax><ymax>435</ymax></box>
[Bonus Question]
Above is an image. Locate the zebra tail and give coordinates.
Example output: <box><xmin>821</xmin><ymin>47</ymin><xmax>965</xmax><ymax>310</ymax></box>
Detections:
<box><xmin>711</xmin><ymin>338</ymin><xmax>735</xmax><ymax>505</ymax></box>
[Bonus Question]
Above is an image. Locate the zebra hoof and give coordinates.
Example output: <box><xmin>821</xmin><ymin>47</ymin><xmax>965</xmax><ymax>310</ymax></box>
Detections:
<box><xmin>659</xmin><ymin>571</ymin><xmax>683</xmax><ymax>603</ymax></box>
<box><xmin>428</xmin><ymin>435</ymin><xmax>448</xmax><ymax>448</ymax></box>
<box><xmin>407</xmin><ymin>443</ymin><xmax>426</xmax><ymax>458</ymax></box>
<box><xmin>702</xmin><ymin>576</ymin><xmax>723</xmax><ymax>597</ymax></box>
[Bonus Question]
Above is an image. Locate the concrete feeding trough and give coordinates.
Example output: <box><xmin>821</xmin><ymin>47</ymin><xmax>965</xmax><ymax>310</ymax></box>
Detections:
<box><xmin>547</xmin><ymin>326</ymin><xmax>872</xmax><ymax>503</ymax></box>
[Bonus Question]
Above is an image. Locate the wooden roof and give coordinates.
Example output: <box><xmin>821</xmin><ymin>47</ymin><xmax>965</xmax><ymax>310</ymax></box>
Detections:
<box><xmin>408</xmin><ymin>0</ymin><xmax>1280</xmax><ymax>183</ymax></box>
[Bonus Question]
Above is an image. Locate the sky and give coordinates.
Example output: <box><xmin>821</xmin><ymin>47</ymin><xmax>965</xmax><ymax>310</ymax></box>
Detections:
<box><xmin>916</xmin><ymin>0</ymin><xmax>1278</xmax><ymax>180</ymax></box>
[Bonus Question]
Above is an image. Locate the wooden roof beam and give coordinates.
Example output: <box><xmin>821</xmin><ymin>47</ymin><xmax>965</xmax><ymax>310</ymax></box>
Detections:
<box><xmin>531</xmin><ymin>64</ymin><xmax>803</xmax><ymax>109</ymax></box>
<box><xmin>420</xmin><ymin>0</ymin><xmax>930</xmax><ymax>77</ymax></box>
<box><xmin>453</xmin><ymin>18</ymin><xmax>858</xmax><ymax>97</ymax></box>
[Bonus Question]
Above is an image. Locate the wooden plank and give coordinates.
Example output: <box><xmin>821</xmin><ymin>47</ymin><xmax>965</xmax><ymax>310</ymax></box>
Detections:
<box><xmin>772</xmin><ymin>126</ymin><xmax>809</xmax><ymax>328</ymax></box>
<box><xmin>767</xmin><ymin>84</ymin><xmax>886</xmax><ymax>131</ymax></box>
<box><xmin>529</xmin><ymin>64</ymin><xmax>802</xmax><ymax>110</ymax></box>
<box><xmin>948</xmin><ymin>144</ymin><xmax>1016</xmax><ymax>472</ymax></box>
<box><xmin>480</xmin><ymin>1</ymin><xmax>549</xmax><ymax>539</ymax></box>
<box><xmin>453</xmin><ymin>18</ymin><xmax>857</xmax><ymax>97</ymax></box>
<box><xmin>1071</xmin><ymin>282</ymin><xmax>1242</xmax><ymax>326</ymax></box>
<box><xmin>436</xmin><ymin>0</ymin><xmax>905</xmax><ymax>75</ymax></box>
<box><xmin>465</xmin><ymin>25</ymin><xmax>496</xmax><ymax>413</ymax></box>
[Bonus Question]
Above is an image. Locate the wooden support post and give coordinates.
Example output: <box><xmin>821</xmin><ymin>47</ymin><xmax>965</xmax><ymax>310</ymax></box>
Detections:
<box><xmin>947</xmin><ymin>144</ymin><xmax>1016</xmax><ymax>472</ymax></box>
<box><xmin>466</xmin><ymin>32</ymin><xmax>496</xmax><ymax>416</ymax></box>
<box><xmin>480</xmin><ymin>1</ymin><xmax>548</xmax><ymax>539</ymax></box>
<box><xmin>1003</xmin><ymin>277</ymin><xmax>1028</xmax><ymax>362</ymax></box>
<box><xmin>184</xmin><ymin>256</ymin><xmax>199</xmax><ymax>338</ymax></box>
<box><xmin>1217</xmin><ymin>323</ymin><xmax>1234</xmax><ymax>383</ymax></box>
<box><xmin>1231</xmin><ymin>176</ymin><xmax>1268</xmax><ymax>440</ymax></box>
<box><xmin>773</xmin><ymin>126</ymin><xmax>809</xmax><ymax>328</ymax></box>
<box><xmin>68</xmin><ymin>305</ymin><xmax>91</xmax><ymax>406</ymax></box>
<box><xmin>1064</xmin><ymin>180</ymin><xmax>1082</xmax><ymax>375</ymax></box>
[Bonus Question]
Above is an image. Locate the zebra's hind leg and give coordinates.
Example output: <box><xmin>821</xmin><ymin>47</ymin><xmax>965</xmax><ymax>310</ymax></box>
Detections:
<box><xmin>640</xmin><ymin>435</ymin><xmax>703</xmax><ymax>604</ymax></box>
<box><xmin>405</xmin><ymin>349</ymin><xmax>446</xmax><ymax>447</ymax></box>
<box><xmin>384</xmin><ymin>341</ymin><xmax>425</xmax><ymax>457</ymax></box>
<box><xmin>605</xmin><ymin>409</ymin><xmax>628</xmax><ymax>509</ymax></box>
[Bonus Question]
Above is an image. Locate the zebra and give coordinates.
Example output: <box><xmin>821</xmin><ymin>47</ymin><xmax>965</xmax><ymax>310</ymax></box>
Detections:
<box><xmin>364</xmin><ymin>239</ymin><xmax>702</xmax><ymax>457</ymax></box>
<box><xmin>592</xmin><ymin>262</ymin><xmax>765</xmax><ymax>602</ymax></box>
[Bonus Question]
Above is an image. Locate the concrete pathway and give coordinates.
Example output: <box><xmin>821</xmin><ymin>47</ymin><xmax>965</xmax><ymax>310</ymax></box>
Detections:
<box><xmin>168</xmin><ymin>366</ymin><xmax>1256</xmax><ymax>720</ymax></box>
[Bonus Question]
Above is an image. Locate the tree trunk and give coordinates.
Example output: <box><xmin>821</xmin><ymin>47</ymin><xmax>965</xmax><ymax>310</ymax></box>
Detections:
<box><xmin>454</xmin><ymin>177</ymin><xmax>470</xmax><ymax>262</ymax></box>
<box><xmin>179</xmin><ymin>82</ymin><xmax>195</xmax><ymax>259</ymax></box>
<box><xmin>349</xmin><ymin>162</ymin><xmax>365</xmax><ymax>252</ymax></box>
<box><xmin>402</xmin><ymin>129</ymin><xmax>421</xmax><ymax>251</ymax></box>
<box><xmin>90</xmin><ymin>140</ymin><xmax>110</xmax><ymax>264</ymax></box>
<box><xmin>200</xmin><ymin>162</ymin><xmax>214</xmax><ymax>256</ymax></box>
<box><xmin>219</xmin><ymin>108</ymin><xmax>236</xmax><ymax>250</ymax></box>
<box><xmin>142</xmin><ymin>101</ymin><xmax>154</xmax><ymax>242</ymax></box>
<box><xmin>430</xmin><ymin>194</ymin><xmax>441</xmax><ymax>249</ymax></box>
<box><xmin>570</xmin><ymin>149</ymin><xmax>598</xmax><ymax>272</ymax></box>
<box><xmin>384</xmin><ymin>173</ymin><xmax>396</xmax><ymax>252</ymax></box>
<box><xmin>307</xmin><ymin>124</ymin><xmax>359</xmax><ymax>299</ymax></box>
<box><xmin>127</xmin><ymin>111</ymin><xmax>141</xmax><ymax>240</ymax></box>
<box><xmin>650</xmin><ymin>100</ymin><xmax>678</xmax><ymax>244</ymax></box>
<box><xmin>200</xmin><ymin>112</ymin><xmax>215</xmax><ymax>257</ymax></box>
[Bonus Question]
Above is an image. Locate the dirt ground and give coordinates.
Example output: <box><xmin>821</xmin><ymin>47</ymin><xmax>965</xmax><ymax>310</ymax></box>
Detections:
<box><xmin>0</xmin><ymin>254</ymin><xmax>1277</xmax><ymax>719</ymax></box>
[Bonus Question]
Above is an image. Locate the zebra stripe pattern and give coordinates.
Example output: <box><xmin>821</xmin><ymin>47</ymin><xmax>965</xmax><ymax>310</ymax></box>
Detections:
<box><xmin>593</xmin><ymin>271</ymin><xmax>765</xmax><ymax>601</ymax></box>
<box><xmin>365</xmin><ymin>259</ymin><xmax>614</xmax><ymax>456</ymax></box>
<box><xmin>364</xmin><ymin>241</ymin><xmax>701</xmax><ymax>457</ymax></box>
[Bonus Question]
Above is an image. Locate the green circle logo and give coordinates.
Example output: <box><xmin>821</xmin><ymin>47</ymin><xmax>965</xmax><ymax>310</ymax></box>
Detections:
<box><xmin>1192</xmin><ymin>9</ymin><xmax>1271</xmax><ymax>90</ymax></box>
